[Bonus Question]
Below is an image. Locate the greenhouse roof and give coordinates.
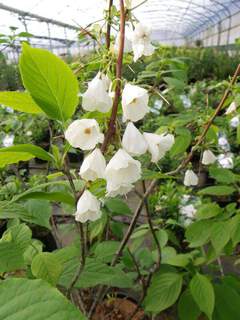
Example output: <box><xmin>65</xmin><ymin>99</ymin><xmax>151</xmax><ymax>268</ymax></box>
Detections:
<box><xmin>0</xmin><ymin>0</ymin><xmax>240</xmax><ymax>45</ymax></box>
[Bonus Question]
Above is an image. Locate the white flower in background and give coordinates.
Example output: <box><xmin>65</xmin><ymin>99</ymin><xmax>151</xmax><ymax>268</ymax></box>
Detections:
<box><xmin>65</xmin><ymin>119</ymin><xmax>104</xmax><ymax>150</ymax></box>
<box><xmin>26</xmin><ymin>131</ymin><xmax>32</xmax><ymax>136</ymax></box>
<box><xmin>5</xmin><ymin>107</ymin><xmax>14</xmax><ymax>113</ymax></box>
<box><xmin>184</xmin><ymin>170</ymin><xmax>199</xmax><ymax>187</ymax></box>
<box><xmin>180</xmin><ymin>95</ymin><xmax>191</xmax><ymax>109</ymax></box>
<box><xmin>82</xmin><ymin>72</ymin><xmax>112</xmax><ymax>113</ymax></box>
<box><xmin>114</xmin><ymin>32</ymin><xmax>132</xmax><ymax>53</ymax></box>
<box><xmin>218</xmin><ymin>134</ymin><xmax>230</xmax><ymax>152</ymax></box>
<box><xmin>75</xmin><ymin>190</ymin><xmax>101</xmax><ymax>223</ymax></box>
<box><xmin>225</xmin><ymin>101</ymin><xmax>237</xmax><ymax>115</ymax></box>
<box><xmin>2</xmin><ymin>134</ymin><xmax>14</xmax><ymax>147</ymax></box>
<box><xmin>132</xmin><ymin>23</ymin><xmax>155</xmax><ymax>62</ymax></box>
<box><xmin>122</xmin><ymin>122</ymin><xmax>147</xmax><ymax>156</ymax></box>
<box><xmin>105</xmin><ymin>148</ymin><xmax>141</xmax><ymax>196</ymax></box>
<box><xmin>79</xmin><ymin>148</ymin><xmax>106</xmax><ymax>181</ymax></box>
<box><xmin>230</xmin><ymin>115</ymin><xmax>240</xmax><ymax>128</ymax></box>
<box><xmin>122</xmin><ymin>83</ymin><xmax>149</xmax><ymax>122</ymax></box>
<box><xmin>179</xmin><ymin>204</ymin><xmax>196</xmax><ymax>219</ymax></box>
<box><xmin>218</xmin><ymin>153</ymin><xmax>234</xmax><ymax>169</ymax></box>
<box><xmin>143</xmin><ymin>132</ymin><xmax>175</xmax><ymax>163</ymax></box>
<box><xmin>202</xmin><ymin>150</ymin><xmax>217</xmax><ymax>165</ymax></box>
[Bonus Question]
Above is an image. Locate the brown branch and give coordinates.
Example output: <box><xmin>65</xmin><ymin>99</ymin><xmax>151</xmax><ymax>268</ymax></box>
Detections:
<box><xmin>106</xmin><ymin>0</ymin><xmax>113</xmax><ymax>49</ymax></box>
<box><xmin>101</xmin><ymin>0</ymin><xmax>126</xmax><ymax>153</ymax></box>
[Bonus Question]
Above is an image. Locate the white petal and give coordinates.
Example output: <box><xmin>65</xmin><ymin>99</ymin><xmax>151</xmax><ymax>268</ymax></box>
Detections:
<box><xmin>122</xmin><ymin>84</ymin><xmax>149</xmax><ymax>122</ymax></box>
<box><xmin>143</xmin><ymin>132</ymin><xmax>175</xmax><ymax>163</ymax></box>
<box><xmin>230</xmin><ymin>115</ymin><xmax>240</xmax><ymax>128</ymax></box>
<box><xmin>82</xmin><ymin>73</ymin><xmax>112</xmax><ymax>113</ymax></box>
<box><xmin>184</xmin><ymin>170</ymin><xmax>199</xmax><ymax>187</ymax></box>
<box><xmin>79</xmin><ymin>148</ymin><xmax>106</xmax><ymax>181</ymax></box>
<box><xmin>75</xmin><ymin>190</ymin><xmax>101</xmax><ymax>223</ymax></box>
<box><xmin>202</xmin><ymin>150</ymin><xmax>217</xmax><ymax>165</ymax></box>
<box><xmin>65</xmin><ymin>119</ymin><xmax>104</xmax><ymax>150</ymax></box>
<box><xmin>122</xmin><ymin>122</ymin><xmax>147</xmax><ymax>156</ymax></box>
<box><xmin>106</xmin><ymin>183</ymin><xmax>133</xmax><ymax>197</ymax></box>
<box><xmin>225</xmin><ymin>101</ymin><xmax>237</xmax><ymax>115</ymax></box>
<box><xmin>105</xmin><ymin>149</ymin><xmax>141</xmax><ymax>187</ymax></box>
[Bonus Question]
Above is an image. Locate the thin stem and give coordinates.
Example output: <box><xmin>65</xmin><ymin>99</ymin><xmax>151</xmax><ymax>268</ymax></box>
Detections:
<box><xmin>106</xmin><ymin>0</ymin><xmax>113</xmax><ymax>50</ymax></box>
<box><xmin>101</xmin><ymin>0</ymin><xmax>126</xmax><ymax>153</ymax></box>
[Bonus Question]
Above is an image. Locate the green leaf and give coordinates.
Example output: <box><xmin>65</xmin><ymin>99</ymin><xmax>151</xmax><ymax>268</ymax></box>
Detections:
<box><xmin>0</xmin><ymin>224</ymin><xmax>32</xmax><ymax>272</ymax></box>
<box><xmin>213</xmin><ymin>283</ymin><xmax>240</xmax><ymax>320</ymax></box>
<box><xmin>104</xmin><ymin>198</ymin><xmax>132</xmax><ymax>215</ymax></box>
<box><xmin>144</xmin><ymin>272</ymin><xmax>183</xmax><ymax>313</ymax></box>
<box><xmin>0</xmin><ymin>278</ymin><xmax>86</xmax><ymax>319</ymax></box>
<box><xmin>190</xmin><ymin>273</ymin><xmax>215</xmax><ymax>319</ymax></box>
<box><xmin>185</xmin><ymin>220</ymin><xmax>212</xmax><ymax>248</ymax></box>
<box><xmin>210</xmin><ymin>221</ymin><xmax>230</xmax><ymax>253</ymax></box>
<box><xmin>209</xmin><ymin>167</ymin><xmax>237</xmax><ymax>184</ymax></box>
<box><xmin>93</xmin><ymin>241</ymin><xmax>120</xmax><ymax>263</ymax></box>
<box><xmin>19</xmin><ymin>191</ymin><xmax>75</xmax><ymax>206</ymax></box>
<box><xmin>178</xmin><ymin>289</ymin><xmax>201</xmax><ymax>320</ymax></box>
<box><xmin>0</xmin><ymin>91</ymin><xmax>42</xmax><ymax>114</ymax></box>
<box><xmin>196</xmin><ymin>203</ymin><xmax>221</xmax><ymax>220</ymax></box>
<box><xmin>198</xmin><ymin>185</ymin><xmax>235</xmax><ymax>196</ymax></box>
<box><xmin>0</xmin><ymin>144</ymin><xmax>53</xmax><ymax>168</ymax></box>
<box><xmin>163</xmin><ymin>77</ymin><xmax>185</xmax><ymax>91</ymax></box>
<box><xmin>31</xmin><ymin>252</ymin><xmax>63</xmax><ymax>285</ymax></box>
<box><xmin>19</xmin><ymin>43</ymin><xmax>79</xmax><ymax>121</ymax></box>
<box><xmin>58</xmin><ymin>257</ymin><xmax>133</xmax><ymax>289</ymax></box>
<box><xmin>0</xmin><ymin>200</ymin><xmax>52</xmax><ymax>229</ymax></box>
<box><xmin>170</xmin><ymin>128</ymin><xmax>191</xmax><ymax>156</ymax></box>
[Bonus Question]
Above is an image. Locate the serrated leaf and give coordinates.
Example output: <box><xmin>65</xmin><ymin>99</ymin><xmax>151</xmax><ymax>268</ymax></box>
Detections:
<box><xmin>0</xmin><ymin>200</ymin><xmax>52</xmax><ymax>229</ymax></box>
<box><xmin>0</xmin><ymin>91</ymin><xmax>42</xmax><ymax>114</ymax></box>
<box><xmin>198</xmin><ymin>186</ymin><xmax>235</xmax><ymax>196</ymax></box>
<box><xmin>210</xmin><ymin>221</ymin><xmax>230</xmax><ymax>253</ymax></box>
<box><xmin>104</xmin><ymin>198</ymin><xmax>132</xmax><ymax>215</ymax></box>
<box><xmin>185</xmin><ymin>220</ymin><xmax>212</xmax><ymax>248</ymax></box>
<box><xmin>196</xmin><ymin>203</ymin><xmax>221</xmax><ymax>220</ymax></box>
<box><xmin>19</xmin><ymin>43</ymin><xmax>79</xmax><ymax>121</ymax></box>
<box><xmin>0</xmin><ymin>144</ymin><xmax>53</xmax><ymax>168</ymax></box>
<box><xmin>209</xmin><ymin>167</ymin><xmax>237</xmax><ymax>184</ymax></box>
<box><xmin>0</xmin><ymin>224</ymin><xmax>32</xmax><ymax>272</ymax></box>
<box><xmin>0</xmin><ymin>278</ymin><xmax>86</xmax><ymax>319</ymax></box>
<box><xmin>178</xmin><ymin>289</ymin><xmax>201</xmax><ymax>320</ymax></box>
<box><xmin>31</xmin><ymin>252</ymin><xmax>63</xmax><ymax>285</ymax></box>
<box><xmin>144</xmin><ymin>272</ymin><xmax>183</xmax><ymax>313</ymax></box>
<box><xmin>190</xmin><ymin>273</ymin><xmax>215</xmax><ymax>319</ymax></box>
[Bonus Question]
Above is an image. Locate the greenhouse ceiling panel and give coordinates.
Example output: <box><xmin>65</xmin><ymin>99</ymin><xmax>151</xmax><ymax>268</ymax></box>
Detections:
<box><xmin>0</xmin><ymin>0</ymin><xmax>240</xmax><ymax>43</ymax></box>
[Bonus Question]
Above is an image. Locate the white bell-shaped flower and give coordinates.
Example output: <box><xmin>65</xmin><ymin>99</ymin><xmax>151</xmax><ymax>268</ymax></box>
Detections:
<box><xmin>65</xmin><ymin>119</ymin><xmax>104</xmax><ymax>150</ymax></box>
<box><xmin>82</xmin><ymin>72</ymin><xmax>112</xmax><ymax>113</ymax></box>
<box><xmin>230</xmin><ymin>115</ymin><xmax>240</xmax><ymax>128</ymax></box>
<box><xmin>132</xmin><ymin>23</ymin><xmax>155</xmax><ymax>62</ymax></box>
<box><xmin>143</xmin><ymin>132</ymin><xmax>175</xmax><ymax>163</ymax></box>
<box><xmin>105</xmin><ymin>148</ymin><xmax>141</xmax><ymax>196</ymax></box>
<box><xmin>122</xmin><ymin>122</ymin><xmax>147</xmax><ymax>156</ymax></box>
<box><xmin>225</xmin><ymin>101</ymin><xmax>237</xmax><ymax>115</ymax></box>
<box><xmin>79</xmin><ymin>148</ymin><xmax>106</xmax><ymax>181</ymax></box>
<box><xmin>202</xmin><ymin>150</ymin><xmax>217</xmax><ymax>165</ymax></box>
<box><xmin>2</xmin><ymin>134</ymin><xmax>14</xmax><ymax>147</ymax></box>
<box><xmin>218</xmin><ymin>153</ymin><xmax>234</xmax><ymax>169</ymax></box>
<box><xmin>75</xmin><ymin>190</ymin><xmax>101</xmax><ymax>223</ymax></box>
<box><xmin>122</xmin><ymin>83</ymin><xmax>149</xmax><ymax>122</ymax></box>
<box><xmin>184</xmin><ymin>170</ymin><xmax>199</xmax><ymax>187</ymax></box>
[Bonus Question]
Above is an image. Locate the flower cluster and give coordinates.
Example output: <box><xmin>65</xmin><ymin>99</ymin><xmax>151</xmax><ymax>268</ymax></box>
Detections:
<box><xmin>65</xmin><ymin>73</ymin><xmax>174</xmax><ymax>223</ymax></box>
